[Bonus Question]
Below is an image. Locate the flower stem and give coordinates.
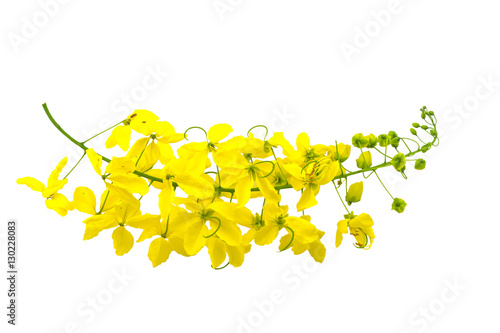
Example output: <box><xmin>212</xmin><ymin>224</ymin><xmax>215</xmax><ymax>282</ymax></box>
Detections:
<box><xmin>63</xmin><ymin>152</ymin><xmax>86</xmax><ymax>179</ymax></box>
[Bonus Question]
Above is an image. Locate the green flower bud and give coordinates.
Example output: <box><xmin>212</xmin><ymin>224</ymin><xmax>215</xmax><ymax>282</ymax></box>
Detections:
<box><xmin>421</xmin><ymin>143</ymin><xmax>431</xmax><ymax>152</ymax></box>
<box><xmin>415</xmin><ymin>158</ymin><xmax>426</xmax><ymax>170</ymax></box>
<box><xmin>421</xmin><ymin>125</ymin><xmax>429</xmax><ymax>130</ymax></box>
<box><xmin>391</xmin><ymin>152</ymin><xmax>406</xmax><ymax>171</ymax></box>
<box><xmin>410</xmin><ymin>128</ymin><xmax>417</xmax><ymax>135</ymax></box>
<box><xmin>391</xmin><ymin>137</ymin><xmax>400</xmax><ymax>148</ymax></box>
<box><xmin>421</xmin><ymin>112</ymin><xmax>426</xmax><ymax>119</ymax></box>
<box><xmin>429</xmin><ymin>111</ymin><xmax>434</xmax><ymax>115</ymax></box>
<box><xmin>378</xmin><ymin>134</ymin><xmax>390</xmax><ymax>147</ymax></box>
<box><xmin>388</xmin><ymin>131</ymin><xmax>398</xmax><ymax>139</ymax></box>
<box><xmin>330</xmin><ymin>143</ymin><xmax>351</xmax><ymax>162</ymax></box>
<box><xmin>352</xmin><ymin>133</ymin><xmax>368</xmax><ymax>148</ymax></box>
<box><xmin>356</xmin><ymin>151</ymin><xmax>372</xmax><ymax>169</ymax></box>
<box><xmin>392</xmin><ymin>198</ymin><xmax>407</xmax><ymax>213</ymax></box>
<box><xmin>412</xmin><ymin>123</ymin><xmax>420</xmax><ymax>128</ymax></box>
<box><xmin>430</xmin><ymin>129</ymin><xmax>437</xmax><ymax>136</ymax></box>
<box><xmin>366</xmin><ymin>134</ymin><xmax>378</xmax><ymax>148</ymax></box>
<box><xmin>346</xmin><ymin>181</ymin><xmax>363</xmax><ymax>205</ymax></box>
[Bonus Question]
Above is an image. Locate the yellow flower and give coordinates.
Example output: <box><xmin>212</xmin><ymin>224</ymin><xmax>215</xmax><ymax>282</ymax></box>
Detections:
<box><xmin>72</xmin><ymin>186</ymin><xmax>119</xmax><ymax>216</ymax></box>
<box><xmin>214</xmin><ymin>151</ymin><xmax>279</xmax><ymax>207</ymax></box>
<box><xmin>206</xmin><ymin>233</ymin><xmax>252</xmax><ymax>269</ymax></box>
<box><xmin>86</xmin><ymin>150</ymin><xmax>150</xmax><ymax>205</ymax></box>
<box><xmin>83</xmin><ymin>199</ymin><xmax>160</xmax><ymax>256</ymax></box>
<box><xmin>105</xmin><ymin>110</ymin><xmax>161</xmax><ymax>151</ymax></box>
<box><xmin>269</xmin><ymin>132</ymin><xmax>328</xmax><ymax>165</ymax></box>
<box><xmin>254</xmin><ymin>203</ymin><xmax>319</xmax><ymax>246</ymax></box>
<box><xmin>158</xmin><ymin>154</ymin><xmax>215</xmax><ymax>220</ymax></box>
<box><xmin>283</xmin><ymin>159</ymin><xmax>340</xmax><ymax>211</ymax></box>
<box><xmin>136</xmin><ymin>205</ymin><xmax>192</xmax><ymax>267</ymax></box>
<box><xmin>17</xmin><ymin>157</ymin><xmax>74</xmax><ymax>216</ymax></box>
<box><xmin>217</xmin><ymin>135</ymin><xmax>272</xmax><ymax>159</ymax></box>
<box><xmin>127</xmin><ymin>120</ymin><xmax>184</xmax><ymax>171</ymax></box>
<box><xmin>174</xmin><ymin>197</ymin><xmax>243</xmax><ymax>256</ymax></box>
<box><xmin>335</xmin><ymin>213</ymin><xmax>375</xmax><ymax>249</ymax></box>
<box><xmin>278</xmin><ymin>215</ymin><xmax>327</xmax><ymax>263</ymax></box>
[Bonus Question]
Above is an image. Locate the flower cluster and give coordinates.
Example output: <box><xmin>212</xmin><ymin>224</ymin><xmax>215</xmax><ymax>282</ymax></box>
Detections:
<box><xmin>17</xmin><ymin>104</ymin><xmax>439</xmax><ymax>268</ymax></box>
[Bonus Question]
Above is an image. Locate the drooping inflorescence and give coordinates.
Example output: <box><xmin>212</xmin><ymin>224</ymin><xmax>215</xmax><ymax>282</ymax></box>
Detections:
<box><xmin>17</xmin><ymin>104</ymin><xmax>439</xmax><ymax>268</ymax></box>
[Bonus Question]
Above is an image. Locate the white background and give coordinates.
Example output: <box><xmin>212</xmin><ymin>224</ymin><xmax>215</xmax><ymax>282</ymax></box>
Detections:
<box><xmin>1</xmin><ymin>1</ymin><xmax>499</xmax><ymax>332</ymax></box>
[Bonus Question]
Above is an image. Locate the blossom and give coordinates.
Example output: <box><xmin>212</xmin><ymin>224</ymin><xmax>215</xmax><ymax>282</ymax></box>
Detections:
<box><xmin>17</xmin><ymin>157</ymin><xmax>73</xmax><ymax>216</ymax></box>
<box><xmin>335</xmin><ymin>213</ymin><xmax>375</xmax><ymax>249</ymax></box>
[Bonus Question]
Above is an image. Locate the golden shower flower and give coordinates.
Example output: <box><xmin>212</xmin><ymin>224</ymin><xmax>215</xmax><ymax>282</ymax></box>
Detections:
<box><xmin>335</xmin><ymin>213</ymin><xmax>375</xmax><ymax>250</ymax></box>
<box><xmin>17</xmin><ymin>157</ymin><xmax>73</xmax><ymax>216</ymax></box>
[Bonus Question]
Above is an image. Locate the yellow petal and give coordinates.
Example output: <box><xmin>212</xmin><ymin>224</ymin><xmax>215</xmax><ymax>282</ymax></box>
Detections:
<box><xmin>296</xmin><ymin>185</ymin><xmax>318</xmax><ymax>212</ymax></box>
<box><xmin>105</xmin><ymin>157</ymin><xmax>135</xmax><ymax>175</ymax></box>
<box><xmin>175</xmin><ymin>175</ymin><xmax>214</xmax><ymax>200</ymax></box>
<box><xmin>207</xmin><ymin>201</ymin><xmax>237</xmax><ymax>221</ymax></box>
<box><xmin>268</xmin><ymin>133</ymin><xmax>295</xmax><ymax>157</ymax></box>
<box><xmin>158</xmin><ymin>183</ymin><xmax>174</xmax><ymax>220</ymax></box>
<box><xmin>278</xmin><ymin>233</ymin><xmax>293</xmax><ymax>251</ymax></box>
<box><xmin>254</xmin><ymin>225</ymin><xmax>280</xmax><ymax>245</ymax></box>
<box><xmin>308</xmin><ymin>240</ymin><xmax>326</xmax><ymax>263</ymax></box>
<box><xmin>17</xmin><ymin>177</ymin><xmax>45</xmax><ymax>192</ymax></box>
<box><xmin>73</xmin><ymin>186</ymin><xmax>97</xmax><ymax>215</ymax></box>
<box><xmin>157</xmin><ymin>141</ymin><xmax>175</xmax><ymax>165</ymax></box>
<box><xmin>86</xmin><ymin>149</ymin><xmax>102</xmax><ymax>176</ymax></box>
<box><xmin>235</xmin><ymin>175</ymin><xmax>253</xmax><ymax>208</ymax></box>
<box><xmin>226</xmin><ymin>245</ymin><xmax>245</xmax><ymax>267</ymax></box>
<box><xmin>126</xmin><ymin>138</ymin><xmax>150</xmax><ymax>161</ymax></box>
<box><xmin>111</xmin><ymin>201</ymin><xmax>141</xmax><ymax>224</ymax></box>
<box><xmin>42</xmin><ymin>178</ymin><xmax>68</xmax><ymax>198</ymax></box>
<box><xmin>210</xmin><ymin>219</ymin><xmax>242</xmax><ymax>246</ymax></box>
<box><xmin>108</xmin><ymin>174</ymin><xmax>149</xmax><ymax>195</ymax></box>
<box><xmin>137</xmin><ymin>225</ymin><xmax>162</xmax><ymax>243</ymax></box>
<box><xmin>285</xmin><ymin>216</ymin><xmax>319</xmax><ymax>244</ymax></box>
<box><xmin>45</xmin><ymin>193</ymin><xmax>74</xmax><ymax>216</ymax></box>
<box><xmin>255</xmin><ymin>176</ymin><xmax>279</xmax><ymax>204</ymax></box>
<box><xmin>127</xmin><ymin>213</ymin><xmax>161</xmax><ymax>229</ymax></box>
<box><xmin>296</xmin><ymin>132</ymin><xmax>310</xmax><ymax>154</ymax></box>
<box><xmin>184</xmin><ymin>218</ymin><xmax>208</xmax><ymax>255</ymax></box>
<box><xmin>112</xmin><ymin>226</ymin><xmax>135</xmax><ymax>256</ymax></box>
<box><xmin>83</xmin><ymin>214</ymin><xmax>118</xmax><ymax>240</ymax></box>
<box><xmin>206</xmin><ymin>237</ymin><xmax>227</xmax><ymax>268</ymax></box>
<box><xmin>335</xmin><ymin>219</ymin><xmax>349</xmax><ymax>248</ymax></box>
<box><xmin>99</xmin><ymin>189</ymin><xmax>120</xmax><ymax>213</ymax></box>
<box><xmin>105</xmin><ymin>126</ymin><xmax>131</xmax><ymax>151</ymax></box>
<box><xmin>148</xmin><ymin>237</ymin><xmax>173</xmax><ymax>267</ymax></box>
<box><xmin>208</xmin><ymin>123</ymin><xmax>233</xmax><ymax>144</ymax></box>
<box><xmin>129</xmin><ymin>110</ymin><xmax>159</xmax><ymax>135</ymax></box>
<box><xmin>47</xmin><ymin>157</ymin><xmax>69</xmax><ymax>187</ymax></box>
<box><xmin>105</xmin><ymin>183</ymin><xmax>140</xmax><ymax>208</ymax></box>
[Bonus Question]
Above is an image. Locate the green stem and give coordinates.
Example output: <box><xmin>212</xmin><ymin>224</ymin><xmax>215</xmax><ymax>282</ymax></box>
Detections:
<box><xmin>373</xmin><ymin>170</ymin><xmax>394</xmax><ymax>200</ymax></box>
<box><xmin>333</xmin><ymin>181</ymin><xmax>350</xmax><ymax>214</ymax></box>
<box><xmin>63</xmin><ymin>152</ymin><xmax>86</xmax><ymax>179</ymax></box>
